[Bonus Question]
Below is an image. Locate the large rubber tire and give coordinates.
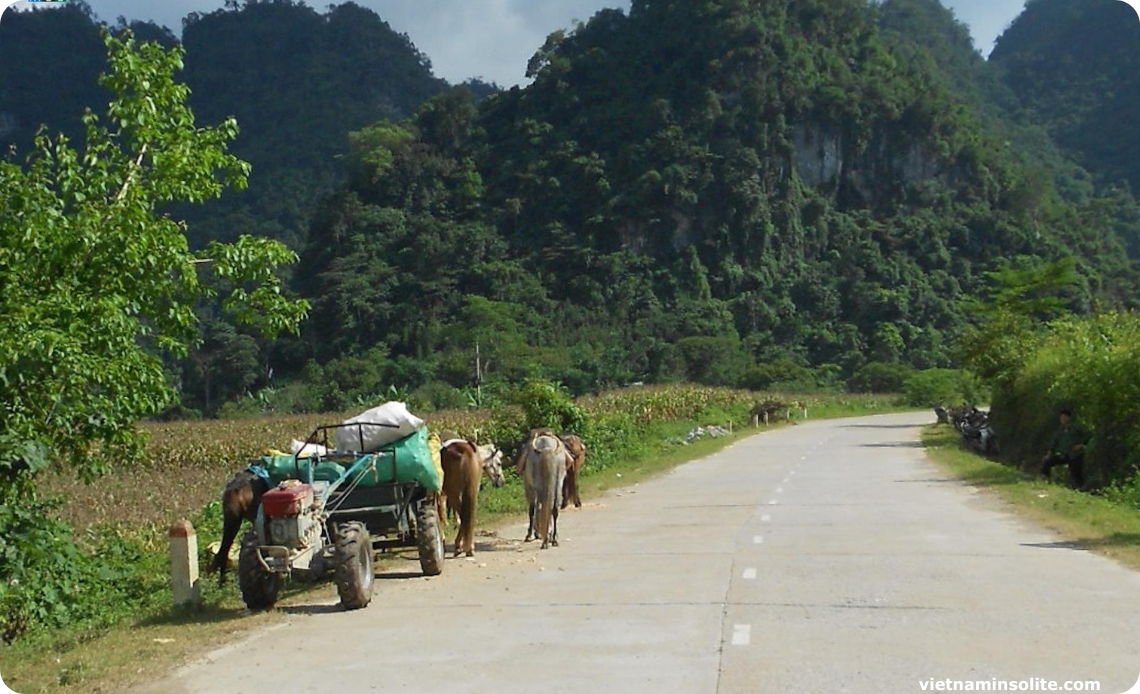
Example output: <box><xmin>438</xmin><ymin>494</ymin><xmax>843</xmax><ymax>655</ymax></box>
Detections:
<box><xmin>237</xmin><ymin>527</ymin><xmax>280</xmax><ymax>610</ymax></box>
<box><xmin>334</xmin><ymin>522</ymin><xmax>374</xmax><ymax>610</ymax></box>
<box><xmin>416</xmin><ymin>505</ymin><xmax>445</xmax><ymax>577</ymax></box>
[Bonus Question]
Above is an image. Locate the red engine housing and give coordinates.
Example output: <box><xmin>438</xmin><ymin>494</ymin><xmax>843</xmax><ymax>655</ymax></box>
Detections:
<box><xmin>262</xmin><ymin>483</ymin><xmax>314</xmax><ymax>517</ymax></box>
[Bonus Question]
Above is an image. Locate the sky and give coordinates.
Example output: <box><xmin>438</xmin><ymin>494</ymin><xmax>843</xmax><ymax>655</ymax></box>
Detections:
<box><xmin>3</xmin><ymin>0</ymin><xmax>1030</xmax><ymax>87</ymax></box>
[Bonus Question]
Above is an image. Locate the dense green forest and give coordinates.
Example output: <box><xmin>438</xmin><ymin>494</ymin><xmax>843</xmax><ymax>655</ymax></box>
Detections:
<box><xmin>3</xmin><ymin>0</ymin><xmax>1139</xmax><ymax>417</ymax></box>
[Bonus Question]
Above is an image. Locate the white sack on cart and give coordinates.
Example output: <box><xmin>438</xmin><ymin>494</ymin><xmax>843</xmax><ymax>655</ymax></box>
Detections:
<box><xmin>333</xmin><ymin>401</ymin><xmax>424</xmax><ymax>453</ymax></box>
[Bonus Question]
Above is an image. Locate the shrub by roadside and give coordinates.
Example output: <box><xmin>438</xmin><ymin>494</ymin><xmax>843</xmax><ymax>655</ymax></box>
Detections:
<box><xmin>901</xmin><ymin>368</ymin><xmax>985</xmax><ymax>408</ymax></box>
<box><xmin>988</xmin><ymin>313</ymin><xmax>1140</xmax><ymax>488</ymax></box>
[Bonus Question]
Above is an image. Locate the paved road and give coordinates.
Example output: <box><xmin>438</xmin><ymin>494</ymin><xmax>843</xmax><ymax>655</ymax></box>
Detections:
<box><xmin>138</xmin><ymin>413</ymin><xmax>1140</xmax><ymax>694</ymax></box>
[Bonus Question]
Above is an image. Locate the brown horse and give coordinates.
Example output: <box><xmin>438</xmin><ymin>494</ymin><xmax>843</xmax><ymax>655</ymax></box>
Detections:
<box><xmin>559</xmin><ymin>434</ymin><xmax>586</xmax><ymax>509</ymax></box>
<box><xmin>440</xmin><ymin>439</ymin><xmax>505</xmax><ymax>557</ymax></box>
<box><xmin>208</xmin><ymin>466</ymin><xmax>270</xmax><ymax>586</ymax></box>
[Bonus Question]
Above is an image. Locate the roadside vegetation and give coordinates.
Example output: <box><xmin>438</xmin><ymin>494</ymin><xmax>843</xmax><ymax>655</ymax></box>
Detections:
<box><xmin>918</xmin><ymin>257</ymin><xmax>1140</xmax><ymax>570</ymax></box>
<box><xmin>0</xmin><ymin>26</ymin><xmax>303</xmax><ymax>673</ymax></box>
<box><xmin>956</xmin><ymin>259</ymin><xmax>1140</xmax><ymax>494</ymax></box>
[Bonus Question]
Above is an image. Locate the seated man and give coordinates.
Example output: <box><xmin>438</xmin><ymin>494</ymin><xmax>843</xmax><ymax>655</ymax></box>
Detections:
<box><xmin>1040</xmin><ymin>408</ymin><xmax>1093</xmax><ymax>489</ymax></box>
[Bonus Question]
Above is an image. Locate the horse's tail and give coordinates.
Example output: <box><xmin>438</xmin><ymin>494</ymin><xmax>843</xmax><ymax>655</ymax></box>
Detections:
<box><xmin>460</xmin><ymin>448</ymin><xmax>480</xmax><ymax>554</ymax></box>
<box><xmin>533</xmin><ymin>436</ymin><xmax>562</xmax><ymax>545</ymax></box>
<box><xmin>535</xmin><ymin>476</ymin><xmax>556</xmax><ymax>546</ymax></box>
<box><xmin>459</xmin><ymin>490</ymin><xmax>474</xmax><ymax>530</ymax></box>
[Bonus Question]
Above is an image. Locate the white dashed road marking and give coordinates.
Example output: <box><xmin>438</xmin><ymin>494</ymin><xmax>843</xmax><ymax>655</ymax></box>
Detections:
<box><xmin>743</xmin><ymin>567</ymin><xmax>757</xmax><ymax>580</ymax></box>
<box><xmin>732</xmin><ymin>624</ymin><xmax>752</xmax><ymax>646</ymax></box>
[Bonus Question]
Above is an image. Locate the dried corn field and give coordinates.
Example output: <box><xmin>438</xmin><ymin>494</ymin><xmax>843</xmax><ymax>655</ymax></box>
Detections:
<box><xmin>40</xmin><ymin>387</ymin><xmax>899</xmax><ymax>531</ymax></box>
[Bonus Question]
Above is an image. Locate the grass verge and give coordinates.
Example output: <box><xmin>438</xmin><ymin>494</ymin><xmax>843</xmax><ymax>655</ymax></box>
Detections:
<box><xmin>922</xmin><ymin>425</ymin><xmax>1140</xmax><ymax>571</ymax></box>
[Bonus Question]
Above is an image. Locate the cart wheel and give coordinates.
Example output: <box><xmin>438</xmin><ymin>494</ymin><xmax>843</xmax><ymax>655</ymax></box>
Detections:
<box><xmin>238</xmin><ymin>527</ymin><xmax>280</xmax><ymax>610</ymax></box>
<box><xmin>334</xmin><ymin>522</ymin><xmax>374</xmax><ymax>610</ymax></box>
<box><xmin>417</xmin><ymin>505</ymin><xmax>445</xmax><ymax>576</ymax></box>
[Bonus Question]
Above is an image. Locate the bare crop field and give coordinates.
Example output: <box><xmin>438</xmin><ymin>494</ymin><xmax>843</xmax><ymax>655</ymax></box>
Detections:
<box><xmin>40</xmin><ymin>408</ymin><xmax>493</xmax><ymax>532</ymax></box>
<box><xmin>40</xmin><ymin>388</ymin><xmax>899</xmax><ymax>532</ymax></box>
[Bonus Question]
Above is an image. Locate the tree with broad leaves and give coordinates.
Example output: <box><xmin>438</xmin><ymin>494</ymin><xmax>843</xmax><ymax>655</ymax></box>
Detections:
<box><xmin>955</xmin><ymin>256</ymin><xmax>1080</xmax><ymax>385</ymax></box>
<box><xmin>0</xmin><ymin>28</ymin><xmax>308</xmax><ymax>484</ymax></box>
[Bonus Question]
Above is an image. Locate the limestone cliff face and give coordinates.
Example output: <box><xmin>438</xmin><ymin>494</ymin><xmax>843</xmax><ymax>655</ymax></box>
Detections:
<box><xmin>792</xmin><ymin>124</ymin><xmax>846</xmax><ymax>187</ymax></box>
<box><xmin>791</xmin><ymin>122</ymin><xmax>945</xmax><ymax>200</ymax></box>
<box><xmin>616</xmin><ymin>121</ymin><xmax>950</xmax><ymax>259</ymax></box>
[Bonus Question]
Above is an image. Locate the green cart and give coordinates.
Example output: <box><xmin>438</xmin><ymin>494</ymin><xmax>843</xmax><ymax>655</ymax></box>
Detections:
<box><xmin>238</xmin><ymin>422</ymin><xmax>445</xmax><ymax>611</ymax></box>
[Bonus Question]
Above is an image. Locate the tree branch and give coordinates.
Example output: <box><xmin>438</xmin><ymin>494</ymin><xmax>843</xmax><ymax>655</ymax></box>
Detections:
<box><xmin>112</xmin><ymin>143</ymin><xmax>148</xmax><ymax>205</ymax></box>
<box><xmin>79</xmin><ymin>144</ymin><xmax>151</xmax><ymax>274</ymax></box>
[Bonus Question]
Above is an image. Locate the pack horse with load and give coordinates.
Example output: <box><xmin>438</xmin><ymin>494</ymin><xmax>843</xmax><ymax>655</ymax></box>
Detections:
<box><xmin>236</xmin><ymin>405</ymin><xmax>446</xmax><ymax>611</ymax></box>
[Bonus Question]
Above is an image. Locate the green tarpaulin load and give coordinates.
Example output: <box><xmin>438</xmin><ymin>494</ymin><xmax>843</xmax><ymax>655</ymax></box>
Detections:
<box><xmin>259</xmin><ymin>426</ymin><xmax>441</xmax><ymax>493</ymax></box>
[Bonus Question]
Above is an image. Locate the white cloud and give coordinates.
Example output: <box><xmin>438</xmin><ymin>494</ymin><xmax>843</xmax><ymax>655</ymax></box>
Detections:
<box><xmin>368</xmin><ymin>0</ymin><xmax>542</xmax><ymax>85</ymax></box>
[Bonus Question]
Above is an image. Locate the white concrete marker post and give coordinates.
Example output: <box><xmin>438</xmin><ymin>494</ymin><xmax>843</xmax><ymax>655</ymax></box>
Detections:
<box><xmin>169</xmin><ymin>519</ymin><xmax>201</xmax><ymax>608</ymax></box>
